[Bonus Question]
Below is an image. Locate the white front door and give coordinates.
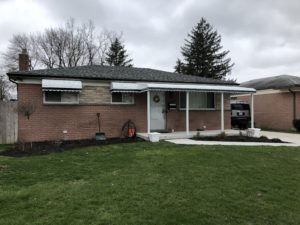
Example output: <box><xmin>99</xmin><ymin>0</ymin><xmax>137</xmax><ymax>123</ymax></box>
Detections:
<box><xmin>150</xmin><ymin>92</ymin><xmax>166</xmax><ymax>131</ymax></box>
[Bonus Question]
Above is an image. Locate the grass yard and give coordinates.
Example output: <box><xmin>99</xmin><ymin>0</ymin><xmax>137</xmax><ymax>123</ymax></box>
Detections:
<box><xmin>0</xmin><ymin>144</ymin><xmax>11</xmax><ymax>152</ymax></box>
<box><xmin>0</xmin><ymin>142</ymin><xmax>300</xmax><ymax>225</ymax></box>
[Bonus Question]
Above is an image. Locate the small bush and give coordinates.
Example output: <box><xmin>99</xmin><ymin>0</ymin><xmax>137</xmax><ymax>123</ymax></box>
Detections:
<box><xmin>293</xmin><ymin>119</ymin><xmax>300</xmax><ymax>132</ymax></box>
<box><xmin>217</xmin><ymin>131</ymin><xmax>226</xmax><ymax>139</ymax></box>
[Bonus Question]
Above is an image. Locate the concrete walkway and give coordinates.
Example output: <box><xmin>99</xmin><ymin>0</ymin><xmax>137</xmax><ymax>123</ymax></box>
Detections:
<box><xmin>166</xmin><ymin>131</ymin><xmax>300</xmax><ymax>147</ymax></box>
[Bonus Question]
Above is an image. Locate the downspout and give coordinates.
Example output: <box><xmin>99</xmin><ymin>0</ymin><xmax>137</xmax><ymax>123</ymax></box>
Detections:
<box><xmin>288</xmin><ymin>88</ymin><xmax>296</xmax><ymax>120</ymax></box>
<box><xmin>9</xmin><ymin>77</ymin><xmax>18</xmax><ymax>101</ymax></box>
<box><xmin>9</xmin><ymin>78</ymin><xmax>17</xmax><ymax>85</ymax></box>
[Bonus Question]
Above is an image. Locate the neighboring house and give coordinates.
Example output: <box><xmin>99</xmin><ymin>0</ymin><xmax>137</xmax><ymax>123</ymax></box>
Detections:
<box><xmin>8</xmin><ymin>50</ymin><xmax>255</xmax><ymax>142</ymax></box>
<box><xmin>236</xmin><ymin>75</ymin><xmax>300</xmax><ymax>131</ymax></box>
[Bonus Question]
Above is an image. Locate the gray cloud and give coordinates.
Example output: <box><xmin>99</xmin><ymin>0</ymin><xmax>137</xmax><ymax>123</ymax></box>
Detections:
<box><xmin>1</xmin><ymin>0</ymin><xmax>300</xmax><ymax>82</ymax></box>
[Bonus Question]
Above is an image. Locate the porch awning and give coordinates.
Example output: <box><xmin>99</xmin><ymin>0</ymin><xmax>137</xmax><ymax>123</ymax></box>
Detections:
<box><xmin>110</xmin><ymin>82</ymin><xmax>256</xmax><ymax>94</ymax></box>
<box><xmin>42</xmin><ymin>79</ymin><xmax>82</xmax><ymax>92</ymax></box>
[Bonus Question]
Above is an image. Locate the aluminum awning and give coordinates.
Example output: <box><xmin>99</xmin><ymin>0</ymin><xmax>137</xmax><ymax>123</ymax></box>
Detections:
<box><xmin>111</xmin><ymin>82</ymin><xmax>256</xmax><ymax>94</ymax></box>
<box><xmin>42</xmin><ymin>79</ymin><xmax>82</xmax><ymax>92</ymax></box>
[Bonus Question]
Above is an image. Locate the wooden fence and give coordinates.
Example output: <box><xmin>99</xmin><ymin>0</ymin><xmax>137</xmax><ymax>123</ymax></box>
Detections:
<box><xmin>0</xmin><ymin>101</ymin><xmax>18</xmax><ymax>144</ymax></box>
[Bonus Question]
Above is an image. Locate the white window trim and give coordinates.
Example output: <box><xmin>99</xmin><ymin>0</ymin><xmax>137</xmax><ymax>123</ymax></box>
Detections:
<box><xmin>111</xmin><ymin>93</ymin><xmax>135</xmax><ymax>105</ymax></box>
<box><xmin>43</xmin><ymin>92</ymin><xmax>80</xmax><ymax>105</ymax></box>
<box><xmin>179</xmin><ymin>92</ymin><xmax>216</xmax><ymax>110</ymax></box>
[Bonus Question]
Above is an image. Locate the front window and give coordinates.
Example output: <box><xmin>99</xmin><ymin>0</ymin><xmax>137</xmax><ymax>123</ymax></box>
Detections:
<box><xmin>111</xmin><ymin>93</ymin><xmax>134</xmax><ymax>104</ymax></box>
<box><xmin>44</xmin><ymin>91</ymin><xmax>79</xmax><ymax>104</ymax></box>
<box><xmin>180</xmin><ymin>92</ymin><xmax>215</xmax><ymax>109</ymax></box>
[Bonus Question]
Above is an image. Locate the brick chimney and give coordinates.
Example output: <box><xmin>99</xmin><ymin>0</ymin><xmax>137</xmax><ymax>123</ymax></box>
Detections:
<box><xmin>19</xmin><ymin>49</ymin><xmax>29</xmax><ymax>71</ymax></box>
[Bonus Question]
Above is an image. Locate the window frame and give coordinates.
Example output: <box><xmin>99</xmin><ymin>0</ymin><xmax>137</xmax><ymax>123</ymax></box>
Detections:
<box><xmin>111</xmin><ymin>92</ymin><xmax>135</xmax><ymax>105</ymax></box>
<box><xmin>43</xmin><ymin>91</ymin><xmax>80</xmax><ymax>105</ymax></box>
<box><xmin>179</xmin><ymin>92</ymin><xmax>216</xmax><ymax>110</ymax></box>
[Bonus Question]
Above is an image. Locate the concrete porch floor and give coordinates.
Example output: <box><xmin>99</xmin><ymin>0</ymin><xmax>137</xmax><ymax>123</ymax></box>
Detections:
<box><xmin>137</xmin><ymin>129</ymin><xmax>241</xmax><ymax>140</ymax></box>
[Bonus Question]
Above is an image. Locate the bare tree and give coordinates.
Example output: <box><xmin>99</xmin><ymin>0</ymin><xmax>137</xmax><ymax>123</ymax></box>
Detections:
<box><xmin>0</xmin><ymin>73</ymin><xmax>13</xmax><ymax>101</ymax></box>
<box><xmin>1</xmin><ymin>18</ymin><xmax>122</xmax><ymax>71</ymax></box>
<box><xmin>36</xmin><ymin>30</ymin><xmax>57</xmax><ymax>69</ymax></box>
<box><xmin>2</xmin><ymin>34</ymin><xmax>39</xmax><ymax>71</ymax></box>
<box><xmin>18</xmin><ymin>101</ymin><xmax>36</xmax><ymax>119</ymax></box>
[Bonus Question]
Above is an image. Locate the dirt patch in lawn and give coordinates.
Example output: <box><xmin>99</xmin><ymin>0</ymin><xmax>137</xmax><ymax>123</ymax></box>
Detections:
<box><xmin>0</xmin><ymin>138</ymin><xmax>143</xmax><ymax>157</ymax></box>
<box><xmin>192</xmin><ymin>135</ymin><xmax>287</xmax><ymax>143</ymax></box>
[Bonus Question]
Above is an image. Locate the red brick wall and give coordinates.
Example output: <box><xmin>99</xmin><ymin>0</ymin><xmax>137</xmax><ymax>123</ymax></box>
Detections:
<box><xmin>167</xmin><ymin>110</ymin><xmax>230</xmax><ymax>131</ymax></box>
<box><xmin>18</xmin><ymin>84</ymin><xmax>147</xmax><ymax>142</ymax></box>
<box><xmin>238</xmin><ymin>92</ymin><xmax>298</xmax><ymax>130</ymax></box>
<box><xmin>18</xmin><ymin>84</ymin><xmax>231</xmax><ymax>142</ymax></box>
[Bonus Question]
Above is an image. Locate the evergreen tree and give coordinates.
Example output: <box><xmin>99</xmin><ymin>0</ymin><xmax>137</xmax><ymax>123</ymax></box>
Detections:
<box><xmin>105</xmin><ymin>38</ymin><xmax>133</xmax><ymax>67</ymax></box>
<box><xmin>176</xmin><ymin>18</ymin><xmax>234</xmax><ymax>79</ymax></box>
<box><xmin>174</xmin><ymin>59</ymin><xmax>184</xmax><ymax>74</ymax></box>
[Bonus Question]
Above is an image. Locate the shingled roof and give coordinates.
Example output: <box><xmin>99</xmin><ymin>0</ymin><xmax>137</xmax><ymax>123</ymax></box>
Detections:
<box><xmin>241</xmin><ymin>75</ymin><xmax>300</xmax><ymax>90</ymax></box>
<box><xmin>8</xmin><ymin>65</ymin><xmax>236</xmax><ymax>85</ymax></box>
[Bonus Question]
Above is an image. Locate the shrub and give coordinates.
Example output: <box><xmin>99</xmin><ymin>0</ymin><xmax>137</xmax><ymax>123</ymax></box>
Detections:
<box><xmin>293</xmin><ymin>119</ymin><xmax>300</xmax><ymax>132</ymax></box>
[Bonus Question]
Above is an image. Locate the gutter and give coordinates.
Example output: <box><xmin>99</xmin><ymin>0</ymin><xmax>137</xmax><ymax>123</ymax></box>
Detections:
<box><xmin>9</xmin><ymin>77</ymin><xmax>17</xmax><ymax>85</ymax></box>
<box><xmin>8</xmin><ymin>77</ymin><xmax>18</xmax><ymax>101</ymax></box>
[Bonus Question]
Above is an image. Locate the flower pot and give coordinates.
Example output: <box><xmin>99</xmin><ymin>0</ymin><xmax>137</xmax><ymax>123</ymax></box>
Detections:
<box><xmin>148</xmin><ymin>132</ymin><xmax>160</xmax><ymax>142</ymax></box>
<box><xmin>247</xmin><ymin>128</ymin><xmax>261</xmax><ymax>138</ymax></box>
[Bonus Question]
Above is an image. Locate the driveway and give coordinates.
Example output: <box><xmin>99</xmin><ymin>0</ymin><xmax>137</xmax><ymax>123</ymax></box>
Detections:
<box><xmin>261</xmin><ymin>131</ymin><xmax>300</xmax><ymax>145</ymax></box>
<box><xmin>166</xmin><ymin>130</ymin><xmax>300</xmax><ymax>147</ymax></box>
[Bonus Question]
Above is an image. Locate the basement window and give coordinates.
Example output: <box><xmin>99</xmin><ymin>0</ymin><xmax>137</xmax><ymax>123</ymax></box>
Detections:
<box><xmin>111</xmin><ymin>93</ymin><xmax>134</xmax><ymax>104</ymax></box>
<box><xmin>43</xmin><ymin>91</ymin><xmax>79</xmax><ymax>104</ymax></box>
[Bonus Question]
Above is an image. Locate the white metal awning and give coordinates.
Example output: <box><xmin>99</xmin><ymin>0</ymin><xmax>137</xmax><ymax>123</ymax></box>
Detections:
<box><xmin>42</xmin><ymin>79</ymin><xmax>82</xmax><ymax>92</ymax></box>
<box><xmin>110</xmin><ymin>82</ymin><xmax>256</xmax><ymax>94</ymax></box>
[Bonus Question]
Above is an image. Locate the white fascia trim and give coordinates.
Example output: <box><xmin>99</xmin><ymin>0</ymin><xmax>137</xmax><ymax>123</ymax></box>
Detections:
<box><xmin>16</xmin><ymin>78</ymin><xmax>110</xmax><ymax>86</ymax></box>
<box><xmin>232</xmin><ymin>88</ymin><xmax>295</xmax><ymax>97</ymax></box>
<box><xmin>16</xmin><ymin>78</ymin><xmax>42</xmax><ymax>84</ymax></box>
<box><xmin>110</xmin><ymin>81</ymin><xmax>256</xmax><ymax>94</ymax></box>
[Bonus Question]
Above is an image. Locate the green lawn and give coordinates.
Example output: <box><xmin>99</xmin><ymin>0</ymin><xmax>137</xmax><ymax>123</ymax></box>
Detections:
<box><xmin>0</xmin><ymin>144</ymin><xmax>11</xmax><ymax>152</ymax></box>
<box><xmin>0</xmin><ymin>142</ymin><xmax>300</xmax><ymax>225</ymax></box>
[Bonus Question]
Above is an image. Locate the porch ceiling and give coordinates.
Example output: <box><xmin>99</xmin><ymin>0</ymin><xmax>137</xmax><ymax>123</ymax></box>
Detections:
<box><xmin>110</xmin><ymin>82</ymin><xmax>256</xmax><ymax>94</ymax></box>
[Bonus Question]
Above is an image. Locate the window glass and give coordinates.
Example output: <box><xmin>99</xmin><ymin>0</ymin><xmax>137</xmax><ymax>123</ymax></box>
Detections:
<box><xmin>180</xmin><ymin>92</ymin><xmax>186</xmax><ymax>108</ymax></box>
<box><xmin>180</xmin><ymin>92</ymin><xmax>215</xmax><ymax>109</ymax></box>
<box><xmin>45</xmin><ymin>92</ymin><xmax>61</xmax><ymax>102</ymax></box>
<box><xmin>61</xmin><ymin>92</ymin><xmax>78</xmax><ymax>102</ymax></box>
<box><xmin>122</xmin><ymin>93</ymin><xmax>134</xmax><ymax>103</ymax></box>
<box><xmin>112</xmin><ymin>93</ymin><xmax>134</xmax><ymax>104</ymax></box>
<box><xmin>207</xmin><ymin>93</ymin><xmax>215</xmax><ymax>108</ymax></box>
<box><xmin>112</xmin><ymin>93</ymin><xmax>122</xmax><ymax>102</ymax></box>
<box><xmin>44</xmin><ymin>91</ymin><xmax>78</xmax><ymax>104</ymax></box>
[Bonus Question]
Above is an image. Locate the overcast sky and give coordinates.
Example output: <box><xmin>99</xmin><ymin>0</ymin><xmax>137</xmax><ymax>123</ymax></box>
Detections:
<box><xmin>1</xmin><ymin>0</ymin><xmax>300</xmax><ymax>82</ymax></box>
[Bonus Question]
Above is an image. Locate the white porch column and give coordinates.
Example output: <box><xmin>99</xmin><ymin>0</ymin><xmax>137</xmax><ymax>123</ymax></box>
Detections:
<box><xmin>147</xmin><ymin>90</ymin><xmax>151</xmax><ymax>134</ymax></box>
<box><xmin>186</xmin><ymin>92</ymin><xmax>189</xmax><ymax>135</ymax></box>
<box><xmin>221</xmin><ymin>92</ymin><xmax>224</xmax><ymax>132</ymax></box>
<box><xmin>251</xmin><ymin>93</ymin><xmax>254</xmax><ymax>128</ymax></box>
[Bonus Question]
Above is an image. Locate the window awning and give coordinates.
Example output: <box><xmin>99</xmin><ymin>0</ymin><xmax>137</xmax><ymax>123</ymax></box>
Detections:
<box><xmin>110</xmin><ymin>82</ymin><xmax>256</xmax><ymax>94</ymax></box>
<box><xmin>42</xmin><ymin>79</ymin><xmax>82</xmax><ymax>92</ymax></box>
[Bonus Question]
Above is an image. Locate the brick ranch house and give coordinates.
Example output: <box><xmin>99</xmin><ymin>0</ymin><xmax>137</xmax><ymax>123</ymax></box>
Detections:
<box><xmin>8</xmin><ymin>50</ymin><xmax>255</xmax><ymax>142</ymax></box>
<box><xmin>235</xmin><ymin>75</ymin><xmax>300</xmax><ymax>131</ymax></box>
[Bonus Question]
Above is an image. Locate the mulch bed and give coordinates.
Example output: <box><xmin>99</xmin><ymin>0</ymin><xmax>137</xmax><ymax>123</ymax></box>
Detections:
<box><xmin>192</xmin><ymin>135</ymin><xmax>287</xmax><ymax>143</ymax></box>
<box><xmin>0</xmin><ymin>137</ymin><xmax>143</xmax><ymax>157</ymax></box>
